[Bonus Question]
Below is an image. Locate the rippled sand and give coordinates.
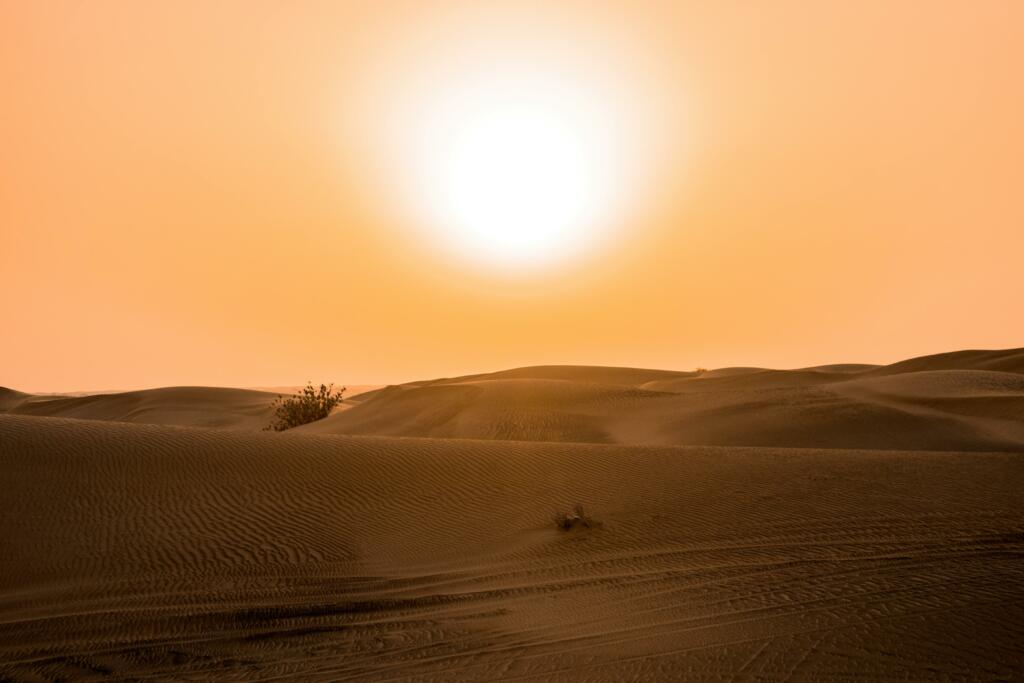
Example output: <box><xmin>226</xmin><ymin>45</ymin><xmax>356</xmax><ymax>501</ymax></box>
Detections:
<box><xmin>2</xmin><ymin>348</ymin><xmax>1022</xmax><ymax>679</ymax></box>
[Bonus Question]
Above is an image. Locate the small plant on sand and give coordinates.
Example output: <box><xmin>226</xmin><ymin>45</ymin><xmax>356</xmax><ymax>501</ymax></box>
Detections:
<box><xmin>553</xmin><ymin>504</ymin><xmax>595</xmax><ymax>531</ymax></box>
<box><xmin>264</xmin><ymin>382</ymin><xmax>345</xmax><ymax>432</ymax></box>
<box><xmin>695</xmin><ymin>367</ymin><xmax>708</xmax><ymax>375</ymax></box>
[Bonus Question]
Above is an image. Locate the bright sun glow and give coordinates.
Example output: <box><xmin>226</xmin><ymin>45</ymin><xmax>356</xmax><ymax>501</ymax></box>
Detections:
<box><xmin>409</xmin><ymin>75</ymin><xmax>624</xmax><ymax>269</ymax></box>
<box><xmin>358</xmin><ymin>13</ymin><xmax>666</xmax><ymax>273</ymax></box>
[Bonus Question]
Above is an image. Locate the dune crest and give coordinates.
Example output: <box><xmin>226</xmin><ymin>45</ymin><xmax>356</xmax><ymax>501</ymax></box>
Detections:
<box><xmin>296</xmin><ymin>348</ymin><xmax>1024</xmax><ymax>451</ymax></box>
<box><xmin>3</xmin><ymin>386</ymin><xmax>280</xmax><ymax>431</ymax></box>
<box><xmin>6</xmin><ymin>348</ymin><xmax>1024</xmax><ymax>452</ymax></box>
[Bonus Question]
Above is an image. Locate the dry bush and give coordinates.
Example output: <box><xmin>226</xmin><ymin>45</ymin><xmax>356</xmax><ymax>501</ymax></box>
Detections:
<box><xmin>265</xmin><ymin>382</ymin><xmax>345</xmax><ymax>432</ymax></box>
<box><xmin>553</xmin><ymin>503</ymin><xmax>595</xmax><ymax>531</ymax></box>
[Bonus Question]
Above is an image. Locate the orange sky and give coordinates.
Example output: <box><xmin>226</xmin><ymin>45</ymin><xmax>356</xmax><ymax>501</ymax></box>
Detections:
<box><xmin>2</xmin><ymin>1</ymin><xmax>1022</xmax><ymax>392</ymax></box>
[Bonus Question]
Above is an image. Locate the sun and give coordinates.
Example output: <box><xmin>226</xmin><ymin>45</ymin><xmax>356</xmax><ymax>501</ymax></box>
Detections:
<box><xmin>406</xmin><ymin>74</ymin><xmax>625</xmax><ymax>270</ymax></box>
<box><xmin>351</xmin><ymin>8</ymin><xmax>670</xmax><ymax>273</ymax></box>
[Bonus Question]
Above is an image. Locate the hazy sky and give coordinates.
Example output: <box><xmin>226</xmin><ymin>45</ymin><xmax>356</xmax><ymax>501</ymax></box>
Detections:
<box><xmin>3</xmin><ymin>1</ymin><xmax>1022</xmax><ymax>392</ymax></box>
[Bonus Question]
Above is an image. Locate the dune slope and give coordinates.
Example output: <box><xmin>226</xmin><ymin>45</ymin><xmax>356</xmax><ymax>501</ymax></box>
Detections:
<box><xmin>6</xmin><ymin>349</ymin><xmax>1023</xmax><ymax>452</ymax></box>
<box><xmin>866</xmin><ymin>347</ymin><xmax>1024</xmax><ymax>377</ymax></box>
<box><xmin>4</xmin><ymin>386</ymin><xmax>280</xmax><ymax>431</ymax></box>
<box><xmin>299</xmin><ymin>350</ymin><xmax>1024</xmax><ymax>451</ymax></box>
<box><xmin>1</xmin><ymin>414</ymin><xmax>1022</xmax><ymax>680</ymax></box>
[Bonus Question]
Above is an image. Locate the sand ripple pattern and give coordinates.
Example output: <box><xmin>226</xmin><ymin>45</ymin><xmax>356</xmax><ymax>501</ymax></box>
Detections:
<box><xmin>1</xmin><ymin>414</ymin><xmax>1023</xmax><ymax>680</ymax></box>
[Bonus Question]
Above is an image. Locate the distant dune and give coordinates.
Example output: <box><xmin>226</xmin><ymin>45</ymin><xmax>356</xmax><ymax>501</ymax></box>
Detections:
<box><xmin>2</xmin><ymin>349</ymin><xmax>1023</xmax><ymax>679</ymax></box>
<box><xmin>3</xmin><ymin>386</ymin><xmax>281</xmax><ymax>431</ymax></box>
<box><xmin>5</xmin><ymin>348</ymin><xmax>1022</xmax><ymax>451</ymax></box>
<box><xmin>291</xmin><ymin>348</ymin><xmax>1024</xmax><ymax>451</ymax></box>
<box><xmin>250</xmin><ymin>384</ymin><xmax>383</xmax><ymax>399</ymax></box>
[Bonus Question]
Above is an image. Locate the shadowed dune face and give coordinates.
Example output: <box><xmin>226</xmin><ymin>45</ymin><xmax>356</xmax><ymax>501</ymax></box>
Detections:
<box><xmin>1</xmin><ymin>414</ymin><xmax>1022</xmax><ymax>680</ymax></box>
<box><xmin>0</xmin><ymin>387</ymin><xmax>30</xmax><ymax>411</ymax></box>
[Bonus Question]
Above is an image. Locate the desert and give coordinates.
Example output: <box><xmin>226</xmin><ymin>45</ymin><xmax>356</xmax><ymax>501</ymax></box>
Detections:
<box><xmin>5</xmin><ymin>2</ymin><xmax>1023</xmax><ymax>679</ymax></box>
<box><xmin>2</xmin><ymin>347</ymin><xmax>1023</xmax><ymax>680</ymax></box>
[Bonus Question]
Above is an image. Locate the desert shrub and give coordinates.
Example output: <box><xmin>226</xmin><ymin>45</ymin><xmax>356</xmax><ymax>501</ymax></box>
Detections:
<box><xmin>265</xmin><ymin>382</ymin><xmax>345</xmax><ymax>431</ymax></box>
<box><xmin>695</xmin><ymin>367</ymin><xmax>708</xmax><ymax>375</ymax></box>
<box><xmin>553</xmin><ymin>503</ymin><xmax>594</xmax><ymax>531</ymax></box>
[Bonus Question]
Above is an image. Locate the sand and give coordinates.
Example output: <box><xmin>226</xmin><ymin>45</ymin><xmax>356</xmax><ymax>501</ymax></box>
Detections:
<box><xmin>4</xmin><ymin>386</ymin><xmax>281</xmax><ymax>431</ymax></box>
<box><xmin>1</xmin><ymin>348</ymin><xmax>1023</xmax><ymax>679</ymax></box>
<box><xmin>294</xmin><ymin>349</ymin><xmax>1024</xmax><ymax>452</ymax></box>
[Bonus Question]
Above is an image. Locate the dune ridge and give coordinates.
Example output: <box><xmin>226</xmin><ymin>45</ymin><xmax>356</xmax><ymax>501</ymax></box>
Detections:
<box><xmin>5</xmin><ymin>347</ymin><xmax>1023</xmax><ymax>452</ymax></box>
<box><xmin>2</xmin><ymin>386</ymin><xmax>280</xmax><ymax>431</ymax></box>
<box><xmin>1</xmin><ymin>413</ymin><xmax>1022</xmax><ymax>680</ymax></box>
<box><xmin>294</xmin><ymin>348</ymin><xmax>1024</xmax><ymax>451</ymax></box>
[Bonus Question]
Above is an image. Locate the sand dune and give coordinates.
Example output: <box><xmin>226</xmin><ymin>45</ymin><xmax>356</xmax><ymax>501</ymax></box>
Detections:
<box><xmin>251</xmin><ymin>384</ymin><xmax>383</xmax><ymax>400</ymax></box>
<box><xmin>0</xmin><ymin>387</ymin><xmax>30</xmax><ymax>411</ymax></box>
<box><xmin>5</xmin><ymin>349</ymin><xmax>1023</xmax><ymax>452</ymax></box>
<box><xmin>1</xmin><ymin>413</ymin><xmax>1022</xmax><ymax>680</ymax></box>
<box><xmin>406</xmin><ymin>365</ymin><xmax>697</xmax><ymax>387</ymax></box>
<box><xmin>2</xmin><ymin>386</ymin><xmax>280</xmax><ymax>431</ymax></box>
<box><xmin>295</xmin><ymin>348</ymin><xmax>1024</xmax><ymax>451</ymax></box>
<box><xmin>799</xmin><ymin>363</ymin><xmax>881</xmax><ymax>374</ymax></box>
<box><xmin>866</xmin><ymin>347</ymin><xmax>1024</xmax><ymax>377</ymax></box>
